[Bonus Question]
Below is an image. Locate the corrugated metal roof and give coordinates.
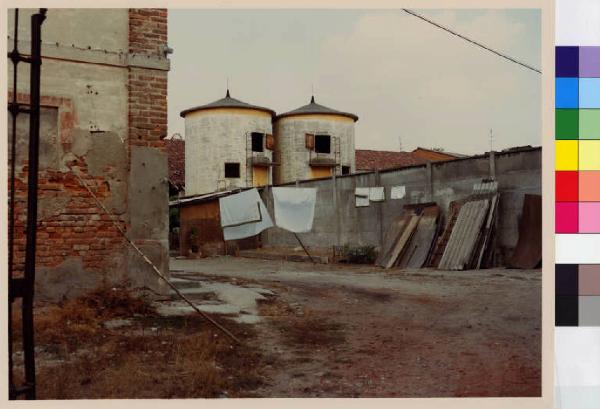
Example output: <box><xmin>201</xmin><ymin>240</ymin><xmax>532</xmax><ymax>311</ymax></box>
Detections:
<box><xmin>275</xmin><ymin>96</ymin><xmax>358</xmax><ymax>122</ymax></box>
<box><xmin>473</xmin><ymin>180</ymin><xmax>498</xmax><ymax>195</ymax></box>
<box><xmin>438</xmin><ymin>199</ymin><xmax>490</xmax><ymax>270</ymax></box>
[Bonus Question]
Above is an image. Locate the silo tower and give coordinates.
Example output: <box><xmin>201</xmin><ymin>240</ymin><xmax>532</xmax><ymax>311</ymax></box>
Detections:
<box><xmin>273</xmin><ymin>96</ymin><xmax>358</xmax><ymax>184</ymax></box>
<box><xmin>180</xmin><ymin>90</ymin><xmax>276</xmax><ymax>195</ymax></box>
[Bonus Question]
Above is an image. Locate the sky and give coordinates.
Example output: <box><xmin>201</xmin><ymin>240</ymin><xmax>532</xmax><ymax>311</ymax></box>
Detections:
<box><xmin>167</xmin><ymin>9</ymin><xmax>541</xmax><ymax>155</ymax></box>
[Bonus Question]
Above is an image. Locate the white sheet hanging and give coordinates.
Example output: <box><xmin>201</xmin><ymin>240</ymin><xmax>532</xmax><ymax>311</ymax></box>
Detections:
<box><xmin>369</xmin><ymin>187</ymin><xmax>385</xmax><ymax>202</ymax></box>
<box><xmin>219</xmin><ymin>192</ymin><xmax>262</xmax><ymax>228</ymax></box>
<box><xmin>272</xmin><ymin>187</ymin><xmax>317</xmax><ymax>233</ymax></box>
<box><xmin>355</xmin><ymin>187</ymin><xmax>370</xmax><ymax>207</ymax></box>
<box><xmin>219</xmin><ymin>188</ymin><xmax>273</xmax><ymax>240</ymax></box>
<box><xmin>391</xmin><ymin>185</ymin><xmax>406</xmax><ymax>200</ymax></box>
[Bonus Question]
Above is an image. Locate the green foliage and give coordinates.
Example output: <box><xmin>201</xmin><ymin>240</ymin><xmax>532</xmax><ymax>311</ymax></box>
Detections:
<box><xmin>169</xmin><ymin>207</ymin><xmax>180</xmax><ymax>229</ymax></box>
<box><xmin>342</xmin><ymin>245</ymin><xmax>378</xmax><ymax>264</ymax></box>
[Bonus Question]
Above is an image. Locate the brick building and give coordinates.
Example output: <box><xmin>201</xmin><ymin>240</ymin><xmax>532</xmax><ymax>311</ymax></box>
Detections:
<box><xmin>7</xmin><ymin>9</ymin><xmax>170</xmax><ymax>299</ymax></box>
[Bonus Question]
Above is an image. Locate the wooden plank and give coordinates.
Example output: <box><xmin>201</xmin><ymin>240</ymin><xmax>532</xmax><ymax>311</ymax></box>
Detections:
<box><xmin>474</xmin><ymin>194</ymin><xmax>499</xmax><ymax>269</ymax></box>
<box><xmin>384</xmin><ymin>214</ymin><xmax>421</xmax><ymax>269</ymax></box>
<box><xmin>402</xmin><ymin>214</ymin><xmax>438</xmax><ymax>269</ymax></box>
<box><xmin>375</xmin><ymin>213</ymin><xmax>411</xmax><ymax>267</ymax></box>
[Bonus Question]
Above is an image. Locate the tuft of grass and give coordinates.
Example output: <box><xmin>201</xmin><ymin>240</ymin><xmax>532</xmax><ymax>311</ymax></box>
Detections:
<box><xmin>275</xmin><ymin>312</ymin><xmax>346</xmax><ymax>347</ymax></box>
<box><xmin>35</xmin><ymin>325</ymin><xmax>264</xmax><ymax>399</ymax></box>
<box><xmin>34</xmin><ymin>282</ymin><xmax>155</xmax><ymax>352</ymax></box>
<box><xmin>11</xmin><ymin>283</ymin><xmax>267</xmax><ymax>399</ymax></box>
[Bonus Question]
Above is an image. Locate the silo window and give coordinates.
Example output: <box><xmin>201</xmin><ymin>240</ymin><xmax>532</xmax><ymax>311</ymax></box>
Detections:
<box><xmin>224</xmin><ymin>163</ymin><xmax>240</xmax><ymax>178</ymax></box>
<box><xmin>342</xmin><ymin>166</ymin><xmax>350</xmax><ymax>175</ymax></box>
<box><xmin>251</xmin><ymin>132</ymin><xmax>264</xmax><ymax>152</ymax></box>
<box><xmin>315</xmin><ymin>134</ymin><xmax>331</xmax><ymax>154</ymax></box>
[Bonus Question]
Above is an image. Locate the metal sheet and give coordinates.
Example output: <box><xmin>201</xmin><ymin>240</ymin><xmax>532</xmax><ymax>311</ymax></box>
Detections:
<box><xmin>428</xmin><ymin>200</ymin><xmax>465</xmax><ymax>267</ymax></box>
<box><xmin>473</xmin><ymin>180</ymin><xmax>498</xmax><ymax>195</ymax></box>
<box><xmin>398</xmin><ymin>205</ymin><xmax>440</xmax><ymax>269</ymax></box>
<box><xmin>438</xmin><ymin>199</ymin><xmax>490</xmax><ymax>270</ymax></box>
<box><xmin>508</xmin><ymin>194</ymin><xmax>542</xmax><ymax>269</ymax></box>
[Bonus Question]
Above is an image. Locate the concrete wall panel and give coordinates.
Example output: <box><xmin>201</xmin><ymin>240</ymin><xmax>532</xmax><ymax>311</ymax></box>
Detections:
<box><xmin>262</xmin><ymin>148</ymin><xmax>541</xmax><ymax>264</ymax></box>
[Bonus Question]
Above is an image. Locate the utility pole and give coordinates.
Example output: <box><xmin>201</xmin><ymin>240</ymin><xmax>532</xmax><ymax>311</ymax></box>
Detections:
<box><xmin>489</xmin><ymin>128</ymin><xmax>494</xmax><ymax>152</ymax></box>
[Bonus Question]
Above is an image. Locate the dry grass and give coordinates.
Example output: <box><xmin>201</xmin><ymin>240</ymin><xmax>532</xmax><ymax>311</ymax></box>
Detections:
<box><xmin>275</xmin><ymin>312</ymin><xmax>346</xmax><ymax>347</ymax></box>
<box><xmin>11</xmin><ymin>284</ymin><xmax>266</xmax><ymax>399</ymax></box>
<box><xmin>33</xmin><ymin>283</ymin><xmax>155</xmax><ymax>352</ymax></box>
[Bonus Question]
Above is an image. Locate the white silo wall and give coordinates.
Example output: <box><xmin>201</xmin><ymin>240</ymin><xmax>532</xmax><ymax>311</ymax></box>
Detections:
<box><xmin>184</xmin><ymin>109</ymin><xmax>273</xmax><ymax>195</ymax></box>
<box><xmin>274</xmin><ymin>115</ymin><xmax>356</xmax><ymax>184</ymax></box>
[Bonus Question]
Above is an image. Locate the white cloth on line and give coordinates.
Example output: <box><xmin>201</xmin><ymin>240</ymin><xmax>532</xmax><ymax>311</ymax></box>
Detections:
<box><xmin>369</xmin><ymin>187</ymin><xmax>385</xmax><ymax>202</ymax></box>
<box><xmin>355</xmin><ymin>187</ymin><xmax>370</xmax><ymax>207</ymax></box>
<box><xmin>219</xmin><ymin>188</ymin><xmax>273</xmax><ymax>240</ymax></box>
<box><xmin>272</xmin><ymin>187</ymin><xmax>317</xmax><ymax>233</ymax></box>
<box><xmin>391</xmin><ymin>185</ymin><xmax>406</xmax><ymax>200</ymax></box>
<box><xmin>219</xmin><ymin>190</ymin><xmax>262</xmax><ymax>228</ymax></box>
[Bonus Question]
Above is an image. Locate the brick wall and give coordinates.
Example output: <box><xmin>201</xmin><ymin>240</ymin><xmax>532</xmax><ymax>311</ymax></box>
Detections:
<box><xmin>128</xmin><ymin>8</ymin><xmax>167</xmax><ymax>56</ymax></box>
<box><xmin>8</xmin><ymin>93</ymin><xmax>125</xmax><ymax>278</ymax></box>
<box><xmin>7</xmin><ymin>9</ymin><xmax>170</xmax><ymax>298</ymax></box>
<box><xmin>128</xmin><ymin>8</ymin><xmax>168</xmax><ymax>149</ymax></box>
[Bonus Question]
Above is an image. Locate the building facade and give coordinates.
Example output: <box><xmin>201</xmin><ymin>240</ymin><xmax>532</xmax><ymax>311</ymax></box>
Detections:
<box><xmin>7</xmin><ymin>8</ymin><xmax>170</xmax><ymax>299</ymax></box>
<box><xmin>180</xmin><ymin>91</ymin><xmax>276</xmax><ymax>196</ymax></box>
<box><xmin>273</xmin><ymin>96</ymin><xmax>358</xmax><ymax>184</ymax></box>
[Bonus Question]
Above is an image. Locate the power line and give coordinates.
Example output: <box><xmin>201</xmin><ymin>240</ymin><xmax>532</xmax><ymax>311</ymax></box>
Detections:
<box><xmin>402</xmin><ymin>8</ymin><xmax>541</xmax><ymax>74</ymax></box>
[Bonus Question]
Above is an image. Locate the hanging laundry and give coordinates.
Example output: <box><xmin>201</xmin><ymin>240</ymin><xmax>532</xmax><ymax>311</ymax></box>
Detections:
<box><xmin>391</xmin><ymin>185</ymin><xmax>406</xmax><ymax>200</ymax></box>
<box><xmin>355</xmin><ymin>187</ymin><xmax>370</xmax><ymax>207</ymax></box>
<box><xmin>369</xmin><ymin>187</ymin><xmax>385</xmax><ymax>202</ymax></box>
<box><xmin>272</xmin><ymin>187</ymin><xmax>317</xmax><ymax>233</ymax></box>
<box><xmin>220</xmin><ymin>191</ymin><xmax>261</xmax><ymax>228</ymax></box>
<box><xmin>219</xmin><ymin>188</ymin><xmax>273</xmax><ymax>240</ymax></box>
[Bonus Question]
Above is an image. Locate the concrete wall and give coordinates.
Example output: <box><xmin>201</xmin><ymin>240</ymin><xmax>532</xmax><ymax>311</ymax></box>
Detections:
<box><xmin>274</xmin><ymin>114</ymin><xmax>356</xmax><ymax>184</ymax></box>
<box><xmin>7</xmin><ymin>8</ymin><xmax>170</xmax><ymax>299</ymax></box>
<box><xmin>262</xmin><ymin>148</ymin><xmax>541</xmax><ymax>264</ymax></box>
<box><xmin>184</xmin><ymin>109</ymin><xmax>273</xmax><ymax>195</ymax></box>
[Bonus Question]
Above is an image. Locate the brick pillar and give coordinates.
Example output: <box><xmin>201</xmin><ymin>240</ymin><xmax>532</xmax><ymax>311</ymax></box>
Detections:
<box><xmin>127</xmin><ymin>8</ymin><xmax>170</xmax><ymax>292</ymax></box>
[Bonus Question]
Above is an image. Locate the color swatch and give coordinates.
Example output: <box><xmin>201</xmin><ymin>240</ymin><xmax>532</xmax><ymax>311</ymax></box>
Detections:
<box><xmin>555</xmin><ymin>3</ymin><xmax>600</xmax><ymax>406</ymax></box>
<box><xmin>555</xmin><ymin>46</ymin><xmax>600</xmax><ymax>328</ymax></box>
<box><xmin>555</xmin><ymin>46</ymin><xmax>600</xmax><ymax>234</ymax></box>
<box><xmin>556</xmin><ymin>264</ymin><xmax>600</xmax><ymax>326</ymax></box>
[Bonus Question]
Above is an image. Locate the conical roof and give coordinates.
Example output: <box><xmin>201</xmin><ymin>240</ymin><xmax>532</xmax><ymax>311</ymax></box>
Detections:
<box><xmin>180</xmin><ymin>90</ymin><xmax>276</xmax><ymax>118</ymax></box>
<box><xmin>275</xmin><ymin>96</ymin><xmax>358</xmax><ymax>122</ymax></box>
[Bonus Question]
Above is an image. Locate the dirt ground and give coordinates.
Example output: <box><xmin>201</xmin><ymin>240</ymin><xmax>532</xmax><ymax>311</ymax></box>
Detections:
<box><xmin>14</xmin><ymin>256</ymin><xmax>541</xmax><ymax>398</ymax></box>
<box><xmin>170</xmin><ymin>256</ymin><xmax>542</xmax><ymax>397</ymax></box>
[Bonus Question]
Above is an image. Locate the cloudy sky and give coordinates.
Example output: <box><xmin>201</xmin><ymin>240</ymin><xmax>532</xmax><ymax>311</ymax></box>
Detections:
<box><xmin>167</xmin><ymin>9</ymin><xmax>541</xmax><ymax>155</ymax></box>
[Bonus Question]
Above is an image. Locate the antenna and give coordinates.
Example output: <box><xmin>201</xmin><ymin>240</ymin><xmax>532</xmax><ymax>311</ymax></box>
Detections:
<box><xmin>490</xmin><ymin>128</ymin><xmax>494</xmax><ymax>152</ymax></box>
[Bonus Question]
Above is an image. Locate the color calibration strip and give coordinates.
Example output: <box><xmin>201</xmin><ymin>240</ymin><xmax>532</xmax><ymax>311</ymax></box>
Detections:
<box><xmin>555</xmin><ymin>46</ymin><xmax>600</xmax><ymax>327</ymax></box>
<box><xmin>556</xmin><ymin>264</ymin><xmax>600</xmax><ymax>326</ymax></box>
<box><xmin>555</xmin><ymin>46</ymin><xmax>600</xmax><ymax>234</ymax></box>
<box><xmin>555</xmin><ymin>3</ymin><xmax>600</xmax><ymax>408</ymax></box>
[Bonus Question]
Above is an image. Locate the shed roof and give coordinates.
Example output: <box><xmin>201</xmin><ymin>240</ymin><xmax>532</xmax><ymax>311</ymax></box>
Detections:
<box><xmin>275</xmin><ymin>96</ymin><xmax>359</xmax><ymax>122</ymax></box>
<box><xmin>180</xmin><ymin>90</ymin><xmax>276</xmax><ymax>118</ymax></box>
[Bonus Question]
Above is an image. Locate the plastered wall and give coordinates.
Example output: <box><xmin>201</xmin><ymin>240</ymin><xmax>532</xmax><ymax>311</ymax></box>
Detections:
<box><xmin>262</xmin><ymin>148</ymin><xmax>541</xmax><ymax>265</ymax></box>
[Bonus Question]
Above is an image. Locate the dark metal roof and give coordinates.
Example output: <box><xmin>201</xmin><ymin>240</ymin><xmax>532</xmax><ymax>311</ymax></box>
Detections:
<box><xmin>180</xmin><ymin>90</ymin><xmax>276</xmax><ymax>118</ymax></box>
<box><xmin>275</xmin><ymin>96</ymin><xmax>359</xmax><ymax>122</ymax></box>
